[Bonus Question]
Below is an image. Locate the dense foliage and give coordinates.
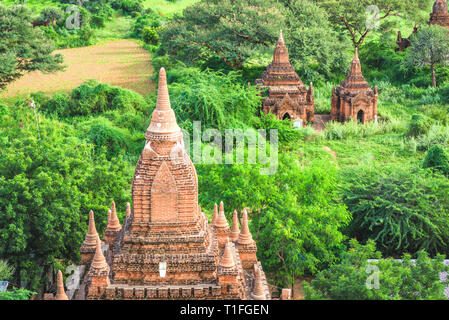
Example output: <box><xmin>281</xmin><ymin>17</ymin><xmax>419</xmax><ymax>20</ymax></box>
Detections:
<box><xmin>0</xmin><ymin>5</ymin><xmax>64</xmax><ymax>89</ymax></box>
<box><xmin>316</xmin><ymin>0</ymin><xmax>432</xmax><ymax>48</ymax></box>
<box><xmin>341</xmin><ymin>165</ymin><xmax>449</xmax><ymax>257</ymax></box>
<box><xmin>2</xmin><ymin>0</ymin><xmax>449</xmax><ymax>299</ymax></box>
<box><xmin>0</xmin><ymin>101</ymin><xmax>131</xmax><ymax>290</ymax></box>
<box><xmin>304</xmin><ymin>239</ymin><xmax>449</xmax><ymax>300</ymax></box>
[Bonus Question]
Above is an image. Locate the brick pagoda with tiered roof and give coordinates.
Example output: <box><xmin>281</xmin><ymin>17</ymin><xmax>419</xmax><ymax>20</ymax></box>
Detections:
<box><xmin>430</xmin><ymin>0</ymin><xmax>449</xmax><ymax>28</ymax></box>
<box><xmin>256</xmin><ymin>30</ymin><xmax>314</xmax><ymax>125</ymax></box>
<box><xmin>331</xmin><ymin>48</ymin><xmax>378</xmax><ymax>124</ymax></box>
<box><xmin>66</xmin><ymin>68</ymin><xmax>276</xmax><ymax>300</ymax></box>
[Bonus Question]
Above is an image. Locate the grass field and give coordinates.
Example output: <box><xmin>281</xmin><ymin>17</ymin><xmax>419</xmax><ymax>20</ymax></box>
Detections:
<box><xmin>1</xmin><ymin>0</ymin><xmax>59</xmax><ymax>12</ymax></box>
<box><xmin>0</xmin><ymin>39</ymin><xmax>154</xmax><ymax>100</ymax></box>
<box><xmin>143</xmin><ymin>0</ymin><xmax>199</xmax><ymax>16</ymax></box>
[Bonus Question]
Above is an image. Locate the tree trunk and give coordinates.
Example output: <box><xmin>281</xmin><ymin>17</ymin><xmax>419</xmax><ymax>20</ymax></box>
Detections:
<box><xmin>431</xmin><ymin>62</ymin><xmax>437</xmax><ymax>88</ymax></box>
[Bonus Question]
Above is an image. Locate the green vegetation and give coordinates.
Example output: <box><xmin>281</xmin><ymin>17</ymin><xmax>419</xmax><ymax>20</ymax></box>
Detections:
<box><xmin>0</xmin><ymin>5</ymin><xmax>64</xmax><ymax>89</ymax></box>
<box><xmin>304</xmin><ymin>239</ymin><xmax>449</xmax><ymax>300</ymax></box>
<box><xmin>1</xmin><ymin>0</ymin><xmax>449</xmax><ymax>298</ymax></box>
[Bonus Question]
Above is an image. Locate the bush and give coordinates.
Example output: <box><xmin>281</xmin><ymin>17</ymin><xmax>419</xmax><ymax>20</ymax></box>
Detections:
<box><xmin>423</xmin><ymin>145</ymin><xmax>449</xmax><ymax>177</ymax></box>
<box><xmin>304</xmin><ymin>239</ymin><xmax>449</xmax><ymax>300</ymax></box>
<box><xmin>142</xmin><ymin>26</ymin><xmax>159</xmax><ymax>45</ymax></box>
<box><xmin>0</xmin><ymin>260</ymin><xmax>14</xmax><ymax>280</ymax></box>
<box><xmin>341</xmin><ymin>165</ymin><xmax>449</xmax><ymax>257</ymax></box>
<box><xmin>90</xmin><ymin>14</ymin><xmax>106</xmax><ymax>29</ymax></box>
<box><xmin>40</xmin><ymin>80</ymin><xmax>148</xmax><ymax>117</ymax></box>
<box><xmin>0</xmin><ymin>288</ymin><xmax>35</xmax><ymax>300</ymax></box>
<box><xmin>132</xmin><ymin>12</ymin><xmax>162</xmax><ymax>38</ymax></box>
<box><xmin>78</xmin><ymin>118</ymin><xmax>130</xmax><ymax>159</ymax></box>
<box><xmin>407</xmin><ymin>114</ymin><xmax>431</xmax><ymax>138</ymax></box>
<box><xmin>416</xmin><ymin>124</ymin><xmax>449</xmax><ymax>151</ymax></box>
<box><xmin>111</xmin><ymin>0</ymin><xmax>143</xmax><ymax>16</ymax></box>
<box><xmin>152</xmin><ymin>67</ymin><xmax>262</xmax><ymax>131</ymax></box>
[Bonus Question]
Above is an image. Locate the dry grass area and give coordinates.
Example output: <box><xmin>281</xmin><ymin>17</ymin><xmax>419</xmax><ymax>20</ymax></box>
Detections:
<box><xmin>1</xmin><ymin>39</ymin><xmax>154</xmax><ymax>98</ymax></box>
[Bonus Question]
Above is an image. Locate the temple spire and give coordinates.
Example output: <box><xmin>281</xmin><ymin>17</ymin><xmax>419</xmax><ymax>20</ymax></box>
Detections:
<box><xmin>219</xmin><ymin>240</ymin><xmax>236</xmax><ymax>268</ymax></box>
<box><xmin>252</xmin><ymin>264</ymin><xmax>265</xmax><ymax>300</ymax></box>
<box><xmin>107</xmin><ymin>201</ymin><xmax>121</xmax><ymax>231</ymax></box>
<box><xmin>91</xmin><ymin>237</ymin><xmax>107</xmax><ymax>270</ymax></box>
<box><xmin>126</xmin><ymin>202</ymin><xmax>131</xmax><ymax>217</ymax></box>
<box><xmin>238</xmin><ymin>209</ymin><xmax>254</xmax><ymax>245</ymax></box>
<box><xmin>82</xmin><ymin>210</ymin><xmax>98</xmax><ymax>247</ymax></box>
<box><xmin>278</xmin><ymin>29</ymin><xmax>284</xmax><ymax>44</ymax></box>
<box><xmin>230</xmin><ymin>210</ymin><xmax>240</xmax><ymax>242</ymax></box>
<box><xmin>55</xmin><ymin>270</ymin><xmax>68</xmax><ymax>300</ymax></box>
<box><xmin>215</xmin><ymin>201</ymin><xmax>229</xmax><ymax>228</ymax></box>
<box><xmin>211</xmin><ymin>203</ymin><xmax>218</xmax><ymax>226</ymax></box>
<box><xmin>155</xmin><ymin>67</ymin><xmax>171</xmax><ymax>111</ymax></box>
<box><xmin>272</xmin><ymin>29</ymin><xmax>289</xmax><ymax>64</ymax></box>
<box><xmin>146</xmin><ymin>68</ymin><xmax>181</xmax><ymax>136</ymax></box>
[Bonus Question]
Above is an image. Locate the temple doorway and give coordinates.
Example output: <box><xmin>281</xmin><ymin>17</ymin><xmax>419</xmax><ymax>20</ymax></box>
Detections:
<box><xmin>357</xmin><ymin>110</ymin><xmax>364</xmax><ymax>123</ymax></box>
<box><xmin>283</xmin><ymin>113</ymin><xmax>291</xmax><ymax>120</ymax></box>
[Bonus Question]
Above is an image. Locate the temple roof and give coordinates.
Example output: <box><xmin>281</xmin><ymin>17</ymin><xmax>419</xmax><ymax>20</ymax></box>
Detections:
<box><xmin>146</xmin><ymin>68</ymin><xmax>181</xmax><ymax>139</ymax></box>
<box><xmin>340</xmin><ymin>48</ymin><xmax>371</xmax><ymax>91</ymax></box>
<box><xmin>261</xmin><ymin>30</ymin><xmax>305</xmax><ymax>88</ymax></box>
<box><xmin>430</xmin><ymin>0</ymin><xmax>449</xmax><ymax>27</ymax></box>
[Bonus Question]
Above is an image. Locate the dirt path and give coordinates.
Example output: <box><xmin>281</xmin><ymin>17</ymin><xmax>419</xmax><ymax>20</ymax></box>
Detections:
<box><xmin>1</xmin><ymin>39</ymin><xmax>154</xmax><ymax>98</ymax></box>
<box><xmin>313</xmin><ymin>114</ymin><xmax>331</xmax><ymax>132</ymax></box>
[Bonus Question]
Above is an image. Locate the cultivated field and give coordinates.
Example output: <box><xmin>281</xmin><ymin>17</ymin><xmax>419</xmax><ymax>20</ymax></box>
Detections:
<box><xmin>0</xmin><ymin>39</ymin><xmax>154</xmax><ymax>98</ymax></box>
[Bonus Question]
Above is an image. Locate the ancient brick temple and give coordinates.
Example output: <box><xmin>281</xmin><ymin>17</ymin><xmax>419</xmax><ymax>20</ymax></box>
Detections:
<box><xmin>68</xmin><ymin>68</ymin><xmax>274</xmax><ymax>300</ymax></box>
<box><xmin>430</xmin><ymin>0</ymin><xmax>449</xmax><ymax>28</ymax></box>
<box><xmin>331</xmin><ymin>48</ymin><xmax>378</xmax><ymax>124</ymax></box>
<box><xmin>256</xmin><ymin>30</ymin><xmax>314</xmax><ymax>125</ymax></box>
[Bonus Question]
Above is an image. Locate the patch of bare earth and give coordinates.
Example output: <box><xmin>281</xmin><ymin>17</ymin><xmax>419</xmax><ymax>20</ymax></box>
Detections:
<box><xmin>322</xmin><ymin>146</ymin><xmax>337</xmax><ymax>160</ymax></box>
<box><xmin>1</xmin><ymin>39</ymin><xmax>154</xmax><ymax>98</ymax></box>
<box><xmin>293</xmin><ymin>276</ymin><xmax>314</xmax><ymax>300</ymax></box>
<box><xmin>313</xmin><ymin>114</ymin><xmax>331</xmax><ymax>132</ymax></box>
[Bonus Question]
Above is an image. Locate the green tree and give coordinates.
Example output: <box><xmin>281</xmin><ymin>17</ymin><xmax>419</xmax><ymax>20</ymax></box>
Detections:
<box><xmin>304</xmin><ymin>239</ymin><xmax>449</xmax><ymax>300</ymax></box>
<box><xmin>197</xmin><ymin>154</ymin><xmax>350</xmax><ymax>289</ymax></box>
<box><xmin>316</xmin><ymin>0</ymin><xmax>432</xmax><ymax>48</ymax></box>
<box><xmin>341</xmin><ymin>165</ymin><xmax>449</xmax><ymax>257</ymax></box>
<box><xmin>0</xmin><ymin>5</ymin><xmax>64</xmax><ymax>90</ymax></box>
<box><xmin>0</xmin><ymin>101</ymin><xmax>131</xmax><ymax>291</ymax></box>
<box><xmin>157</xmin><ymin>0</ymin><xmax>286</xmax><ymax>70</ymax></box>
<box><xmin>404</xmin><ymin>25</ymin><xmax>449</xmax><ymax>87</ymax></box>
<box><xmin>0</xmin><ymin>260</ymin><xmax>14</xmax><ymax>281</ymax></box>
<box><xmin>423</xmin><ymin>145</ymin><xmax>449</xmax><ymax>177</ymax></box>
<box><xmin>284</xmin><ymin>0</ymin><xmax>351</xmax><ymax>82</ymax></box>
<box><xmin>39</xmin><ymin>7</ymin><xmax>64</xmax><ymax>25</ymax></box>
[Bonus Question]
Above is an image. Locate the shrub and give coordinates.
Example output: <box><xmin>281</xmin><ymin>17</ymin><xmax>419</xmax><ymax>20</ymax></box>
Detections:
<box><xmin>423</xmin><ymin>145</ymin><xmax>449</xmax><ymax>177</ymax></box>
<box><xmin>132</xmin><ymin>12</ymin><xmax>162</xmax><ymax>38</ymax></box>
<box><xmin>112</xmin><ymin>0</ymin><xmax>143</xmax><ymax>16</ymax></box>
<box><xmin>304</xmin><ymin>239</ymin><xmax>449</xmax><ymax>300</ymax></box>
<box><xmin>40</xmin><ymin>80</ymin><xmax>148</xmax><ymax>117</ymax></box>
<box><xmin>416</xmin><ymin>124</ymin><xmax>449</xmax><ymax>151</ymax></box>
<box><xmin>0</xmin><ymin>288</ymin><xmax>35</xmax><ymax>300</ymax></box>
<box><xmin>142</xmin><ymin>26</ymin><xmax>159</xmax><ymax>45</ymax></box>
<box><xmin>341</xmin><ymin>165</ymin><xmax>449</xmax><ymax>257</ymax></box>
<box><xmin>407</xmin><ymin>114</ymin><xmax>431</xmax><ymax>138</ymax></box>
<box><xmin>0</xmin><ymin>260</ymin><xmax>14</xmax><ymax>280</ymax></box>
<box><xmin>90</xmin><ymin>14</ymin><xmax>106</xmax><ymax>29</ymax></box>
<box><xmin>78</xmin><ymin>118</ymin><xmax>130</xmax><ymax>159</ymax></box>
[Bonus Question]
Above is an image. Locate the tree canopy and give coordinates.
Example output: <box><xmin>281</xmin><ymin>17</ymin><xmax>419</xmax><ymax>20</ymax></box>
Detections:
<box><xmin>0</xmin><ymin>5</ymin><xmax>64</xmax><ymax>90</ymax></box>
<box><xmin>404</xmin><ymin>25</ymin><xmax>449</xmax><ymax>87</ymax></box>
<box><xmin>316</xmin><ymin>0</ymin><xmax>432</xmax><ymax>48</ymax></box>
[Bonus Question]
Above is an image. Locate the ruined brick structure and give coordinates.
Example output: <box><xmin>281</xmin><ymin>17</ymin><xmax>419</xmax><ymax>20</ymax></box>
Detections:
<box><xmin>71</xmin><ymin>68</ymin><xmax>273</xmax><ymax>300</ymax></box>
<box><xmin>331</xmin><ymin>48</ymin><xmax>378</xmax><ymax>124</ymax></box>
<box><xmin>256</xmin><ymin>30</ymin><xmax>314</xmax><ymax>125</ymax></box>
<box><xmin>430</xmin><ymin>0</ymin><xmax>449</xmax><ymax>28</ymax></box>
<box><xmin>396</xmin><ymin>25</ymin><xmax>418</xmax><ymax>52</ymax></box>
